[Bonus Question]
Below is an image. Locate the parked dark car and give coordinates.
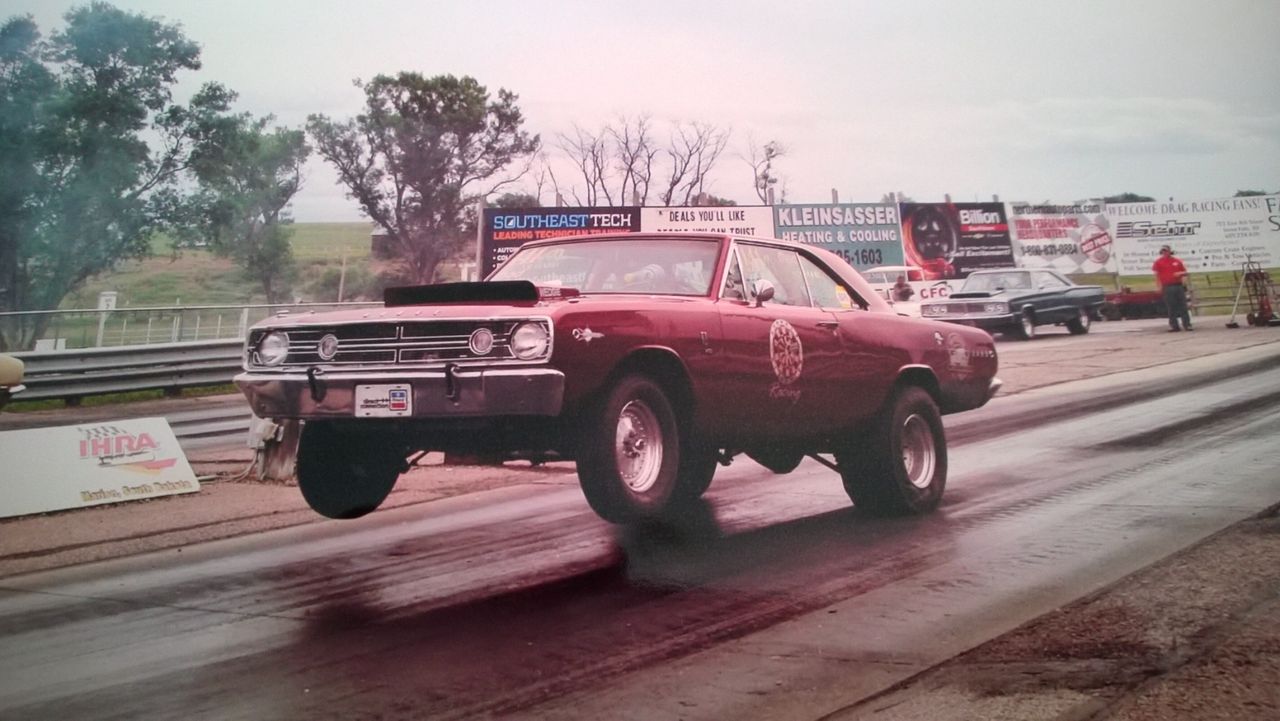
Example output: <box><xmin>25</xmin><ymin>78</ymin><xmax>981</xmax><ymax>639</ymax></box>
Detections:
<box><xmin>919</xmin><ymin>269</ymin><xmax>1106</xmax><ymax>340</ymax></box>
<box><xmin>236</xmin><ymin>233</ymin><xmax>1001</xmax><ymax>524</ymax></box>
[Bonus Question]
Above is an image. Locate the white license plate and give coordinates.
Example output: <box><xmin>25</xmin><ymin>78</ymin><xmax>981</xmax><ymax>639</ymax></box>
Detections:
<box><xmin>355</xmin><ymin>384</ymin><xmax>413</xmax><ymax>417</ymax></box>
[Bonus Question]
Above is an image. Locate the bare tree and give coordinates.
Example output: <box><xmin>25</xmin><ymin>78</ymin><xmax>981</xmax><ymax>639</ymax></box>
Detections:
<box><xmin>551</xmin><ymin>118</ymin><xmax>730</xmax><ymax>207</ymax></box>
<box><xmin>658</xmin><ymin>122</ymin><xmax>731</xmax><ymax>207</ymax></box>
<box><xmin>556</xmin><ymin>125</ymin><xmax>610</xmax><ymax>206</ymax></box>
<box><xmin>743</xmin><ymin>136</ymin><xmax>786</xmax><ymax>205</ymax></box>
<box><xmin>606</xmin><ymin>115</ymin><xmax>658</xmax><ymax>205</ymax></box>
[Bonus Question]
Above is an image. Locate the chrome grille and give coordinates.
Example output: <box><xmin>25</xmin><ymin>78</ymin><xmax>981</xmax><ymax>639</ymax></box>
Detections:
<box><xmin>247</xmin><ymin>318</ymin><xmax>550</xmax><ymax>369</ymax></box>
<box><xmin>928</xmin><ymin>302</ymin><xmax>1004</xmax><ymax>316</ymax></box>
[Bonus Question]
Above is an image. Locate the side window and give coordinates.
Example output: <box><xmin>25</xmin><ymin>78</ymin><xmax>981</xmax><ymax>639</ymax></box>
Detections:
<box><xmin>737</xmin><ymin>244</ymin><xmax>811</xmax><ymax>307</ymax></box>
<box><xmin>1033</xmin><ymin>271</ymin><xmax>1068</xmax><ymax>289</ymax></box>
<box><xmin>721</xmin><ymin>248</ymin><xmax>747</xmax><ymax>301</ymax></box>
<box><xmin>798</xmin><ymin>255</ymin><xmax>856</xmax><ymax>309</ymax></box>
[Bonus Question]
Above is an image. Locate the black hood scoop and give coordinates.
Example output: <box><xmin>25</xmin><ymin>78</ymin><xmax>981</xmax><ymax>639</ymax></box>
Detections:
<box><xmin>384</xmin><ymin>281</ymin><xmax>578</xmax><ymax>307</ymax></box>
<box><xmin>949</xmin><ymin>290</ymin><xmax>1003</xmax><ymax>299</ymax></box>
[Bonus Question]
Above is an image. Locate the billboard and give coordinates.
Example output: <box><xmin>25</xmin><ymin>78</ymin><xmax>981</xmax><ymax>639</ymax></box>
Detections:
<box><xmin>773</xmin><ymin>203</ymin><xmax>903</xmax><ymax>271</ymax></box>
<box><xmin>480</xmin><ymin>207</ymin><xmax>641</xmax><ymax>277</ymax></box>
<box><xmin>0</xmin><ymin>418</ymin><xmax>199</xmax><ymax>519</ymax></box>
<box><xmin>1008</xmin><ymin>202</ymin><xmax>1117</xmax><ymax>274</ymax></box>
<box><xmin>641</xmin><ymin>205</ymin><xmax>775</xmax><ymax>237</ymax></box>
<box><xmin>1107</xmin><ymin>195</ymin><xmax>1280</xmax><ymax>275</ymax></box>
<box><xmin>899</xmin><ymin>202</ymin><xmax>1015</xmax><ymax>280</ymax></box>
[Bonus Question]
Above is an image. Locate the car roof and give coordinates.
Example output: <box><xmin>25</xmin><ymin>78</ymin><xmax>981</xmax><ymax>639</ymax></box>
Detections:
<box><xmin>514</xmin><ymin>231</ymin><xmax>808</xmax><ymax>251</ymax></box>
<box><xmin>509</xmin><ymin>231</ymin><xmax>893</xmax><ymax>313</ymax></box>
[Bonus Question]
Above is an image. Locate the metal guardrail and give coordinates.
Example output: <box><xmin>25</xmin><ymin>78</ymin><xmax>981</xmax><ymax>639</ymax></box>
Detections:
<box><xmin>2</xmin><ymin>300</ymin><xmax>380</xmax><ymax>351</ymax></box>
<box><xmin>11</xmin><ymin>339</ymin><xmax>244</xmax><ymax>402</ymax></box>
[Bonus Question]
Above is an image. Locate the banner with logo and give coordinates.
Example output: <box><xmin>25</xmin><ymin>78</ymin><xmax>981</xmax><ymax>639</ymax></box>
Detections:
<box><xmin>0</xmin><ymin>417</ymin><xmax>199</xmax><ymax>519</ymax></box>
<box><xmin>1107</xmin><ymin>195</ymin><xmax>1280</xmax><ymax>275</ymax></box>
<box><xmin>480</xmin><ymin>207</ymin><xmax>641</xmax><ymax>277</ymax></box>
<box><xmin>1008</xmin><ymin>202</ymin><xmax>1117</xmax><ymax>274</ymax></box>
<box><xmin>641</xmin><ymin>205</ymin><xmax>775</xmax><ymax>237</ymax></box>
<box><xmin>899</xmin><ymin>202</ymin><xmax>1015</xmax><ymax>280</ymax></box>
<box><xmin>772</xmin><ymin>203</ymin><xmax>903</xmax><ymax>271</ymax></box>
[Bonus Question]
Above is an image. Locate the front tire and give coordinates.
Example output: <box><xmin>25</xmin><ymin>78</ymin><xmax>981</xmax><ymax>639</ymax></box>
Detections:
<box><xmin>295</xmin><ymin>422</ymin><xmax>405</xmax><ymax>519</ymax></box>
<box><xmin>1014</xmin><ymin>309</ymin><xmax>1036</xmax><ymax>340</ymax></box>
<box><xmin>576</xmin><ymin>375</ymin><xmax>684</xmax><ymax>523</ymax></box>
<box><xmin>1066</xmin><ymin>306</ymin><xmax>1092</xmax><ymax>335</ymax></box>
<box><xmin>835</xmin><ymin>386</ymin><xmax>947</xmax><ymax>515</ymax></box>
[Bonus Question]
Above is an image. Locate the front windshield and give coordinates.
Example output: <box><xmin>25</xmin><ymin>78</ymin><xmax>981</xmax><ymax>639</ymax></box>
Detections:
<box><xmin>961</xmin><ymin>271</ymin><xmax>1032</xmax><ymax>292</ymax></box>
<box><xmin>489</xmin><ymin>238</ymin><xmax>721</xmax><ymax>296</ymax></box>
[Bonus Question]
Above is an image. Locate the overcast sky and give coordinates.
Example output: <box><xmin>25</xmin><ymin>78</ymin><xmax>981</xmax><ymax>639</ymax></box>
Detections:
<box><xmin>6</xmin><ymin>0</ymin><xmax>1279</xmax><ymax>221</ymax></box>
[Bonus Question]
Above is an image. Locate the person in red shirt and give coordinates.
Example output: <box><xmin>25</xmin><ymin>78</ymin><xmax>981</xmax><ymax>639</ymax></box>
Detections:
<box><xmin>1152</xmin><ymin>245</ymin><xmax>1192</xmax><ymax>331</ymax></box>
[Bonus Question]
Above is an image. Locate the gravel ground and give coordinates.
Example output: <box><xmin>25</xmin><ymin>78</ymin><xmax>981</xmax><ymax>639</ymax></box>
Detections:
<box><xmin>2</xmin><ymin>318</ymin><xmax>1279</xmax><ymax>720</ymax></box>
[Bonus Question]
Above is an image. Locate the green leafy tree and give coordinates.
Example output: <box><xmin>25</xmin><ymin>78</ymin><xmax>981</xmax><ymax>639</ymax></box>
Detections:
<box><xmin>0</xmin><ymin>3</ymin><xmax>225</xmax><ymax>350</ymax></box>
<box><xmin>491</xmin><ymin>192</ymin><xmax>540</xmax><ymax>209</ymax></box>
<box><xmin>692</xmin><ymin>193</ymin><xmax>737</xmax><ymax>206</ymax></box>
<box><xmin>180</xmin><ymin>98</ymin><xmax>310</xmax><ymax>303</ymax></box>
<box><xmin>1102</xmin><ymin>192</ymin><xmax>1156</xmax><ymax>204</ymax></box>
<box><xmin>308</xmin><ymin>73</ymin><xmax>539</xmax><ymax>286</ymax></box>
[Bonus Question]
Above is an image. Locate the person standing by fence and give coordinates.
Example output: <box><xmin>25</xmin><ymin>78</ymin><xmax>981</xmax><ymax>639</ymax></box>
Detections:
<box><xmin>1152</xmin><ymin>245</ymin><xmax>1192</xmax><ymax>332</ymax></box>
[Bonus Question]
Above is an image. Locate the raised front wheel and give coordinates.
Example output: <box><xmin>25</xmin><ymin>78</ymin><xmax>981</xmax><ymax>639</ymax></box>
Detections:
<box><xmin>295</xmin><ymin>422</ymin><xmax>404</xmax><ymax>519</ymax></box>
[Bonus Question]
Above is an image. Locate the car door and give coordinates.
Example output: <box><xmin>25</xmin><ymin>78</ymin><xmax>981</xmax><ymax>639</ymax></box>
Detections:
<box><xmin>713</xmin><ymin>242</ymin><xmax>847</xmax><ymax>439</ymax></box>
<box><xmin>796</xmin><ymin>252</ymin><xmax>901</xmax><ymax>426</ymax></box>
<box><xmin>1031</xmin><ymin>270</ymin><xmax>1075</xmax><ymax>322</ymax></box>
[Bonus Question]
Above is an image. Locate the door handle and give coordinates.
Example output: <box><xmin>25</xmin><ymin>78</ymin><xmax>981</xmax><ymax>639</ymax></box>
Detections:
<box><xmin>816</xmin><ymin>321</ymin><xmax>839</xmax><ymax>329</ymax></box>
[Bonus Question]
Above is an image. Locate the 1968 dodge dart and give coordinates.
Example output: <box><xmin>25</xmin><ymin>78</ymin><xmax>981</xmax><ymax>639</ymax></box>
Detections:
<box><xmin>236</xmin><ymin>233</ymin><xmax>1001</xmax><ymax>523</ymax></box>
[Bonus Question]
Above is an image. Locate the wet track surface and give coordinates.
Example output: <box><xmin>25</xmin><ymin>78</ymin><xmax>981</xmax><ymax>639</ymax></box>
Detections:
<box><xmin>1</xmin><ymin>362</ymin><xmax>1278</xmax><ymax>720</ymax></box>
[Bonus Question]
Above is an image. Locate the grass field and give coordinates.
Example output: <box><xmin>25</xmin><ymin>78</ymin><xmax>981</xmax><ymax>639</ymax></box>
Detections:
<box><xmin>65</xmin><ymin>223</ymin><xmax>376</xmax><ymax>310</ymax></box>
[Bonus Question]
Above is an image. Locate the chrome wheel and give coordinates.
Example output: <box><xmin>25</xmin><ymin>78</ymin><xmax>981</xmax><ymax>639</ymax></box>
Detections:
<box><xmin>615</xmin><ymin>399</ymin><xmax>664</xmax><ymax>493</ymax></box>
<box><xmin>901</xmin><ymin>413</ymin><xmax>936</xmax><ymax>490</ymax></box>
<box><xmin>837</xmin><ymin>386</ymin><xmax>947</xmax><ymax>516</ymax></box>
<box><xmin>1020</xmin><ymin>311</ymin><xmax>1036</xmax><ymax>338</ymax></box>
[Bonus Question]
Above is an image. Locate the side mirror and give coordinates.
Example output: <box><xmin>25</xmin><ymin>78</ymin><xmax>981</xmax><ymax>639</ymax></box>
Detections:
<box><xmin>753</xmin><ymin>279</ymin><xmax>775</xmax><ymax>307</ymax></box>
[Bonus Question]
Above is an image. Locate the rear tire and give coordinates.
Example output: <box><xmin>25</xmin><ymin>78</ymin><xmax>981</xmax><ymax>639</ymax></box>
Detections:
<box><xmin>576</xmin><ymin>375</ymin><xmax>684</xmax><ymax>523</ymax></box>
<box><xmin>675</xmin><ymin>443</ymin><xmax>719</xmax><ymax>500</ymax></box>
<box><xmin>1066</xmin><ymin>306</ymin><xmax>1092</xmax><ymax>335</ymax></box>
<box><xmin>835</xmin><ymin>386</ymin><xmax>947</xmax><ymax>515</ymax></box>
<box><xmin>295</xmin><ymin>422</ymin><xmax>405</xmax><ymax>519</ymax></box>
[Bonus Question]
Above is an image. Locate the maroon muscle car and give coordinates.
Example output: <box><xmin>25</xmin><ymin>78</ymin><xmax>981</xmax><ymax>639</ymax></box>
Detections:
<box><xmin>235</xmin><ymin>233</ymin><xmax>1001</xmax><ymax>523</ymax></box>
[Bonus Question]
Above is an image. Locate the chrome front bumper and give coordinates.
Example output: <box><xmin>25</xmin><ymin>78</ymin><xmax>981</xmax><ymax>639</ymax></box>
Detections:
<box><xmin>926</xmin><ymin>313</ymin><xmax>1015</xmax><ymax>331</ymax></box>
<box><xmin>235</xmin><ymin>367</ymin><xmax>565</xmax><ymax>420</ymax></box>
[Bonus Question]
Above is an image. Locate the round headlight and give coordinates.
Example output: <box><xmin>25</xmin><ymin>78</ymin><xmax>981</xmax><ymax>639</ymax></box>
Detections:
<box><xmin>257</xmin><ymin>331</ymin><xmax>290</xmax><ymax>366</ymax></box>
<box><xmin>317</xmin><ymin>334</ymin><xmax>339</xmax><ymax>360</ymax></box>
<box><xmin>509</xmin><ymin>322</ymin><xmax>549</xmax><ymax>360</ymax></box>
<box><xmin>469</xmin><ymin>327</ymin><xmax>495</xmax><ymax>355</ymax></box>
